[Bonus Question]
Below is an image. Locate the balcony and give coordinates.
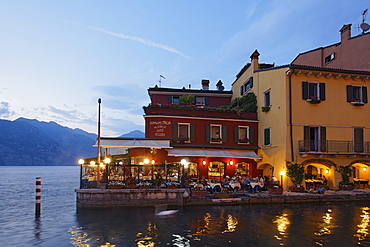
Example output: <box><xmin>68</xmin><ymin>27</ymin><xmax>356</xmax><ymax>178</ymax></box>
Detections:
<box><xmin>298</xmin><ymin>140</ymin><xmax>370</xmax><ymax>156</ymax></box>
<box><xmin>143</xmin><ymin>104</ymin><xmax>257</xmax><ymax>120</ymax></box>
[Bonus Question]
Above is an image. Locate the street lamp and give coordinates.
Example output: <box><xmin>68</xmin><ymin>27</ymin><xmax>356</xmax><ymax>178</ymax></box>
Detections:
<box><xmin>279</xmin><ymin>170</ymin><xmax>286</xmax><ymax>187</ymax></box>
<box><xmin>97</xmin><ymin>98</ymin><xmax>102</xmax><ymax>189</ymax></box>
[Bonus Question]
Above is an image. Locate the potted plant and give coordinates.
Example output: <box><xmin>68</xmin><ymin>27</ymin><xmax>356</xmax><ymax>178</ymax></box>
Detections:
<box><xmin>337</xmin><ymin>165</ymin><xmax>354</xmax><ymax>190</ymax></box>
<box><xmin>267</xmin><ymin>184</ymin><xmax>283</xmax><ymax>194</ymax></box>
<box><xmin>261</xmin><ymin>105</ymin><xmax>271</xmax><ymax>112</ymax></box>
<box><xmin>191</xmin><ymin>187</ymin><xmax>207</xmax><ymax>197</ymax></box>
<box><xmin>286</xmin><ymin>161</ymin><xmax>305</xmax><ymax>192</ymax></box>
<box><xmin>211</xmin><ymin>138</ymin><xmax>222</xmax><ymax>142</ymax></box>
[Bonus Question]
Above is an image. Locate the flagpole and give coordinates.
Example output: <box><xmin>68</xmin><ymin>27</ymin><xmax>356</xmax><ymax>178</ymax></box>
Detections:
<box><xmin>97</xmin><ymin>98</ymin><xmax>101</xmax><ymax>188</ymax></box>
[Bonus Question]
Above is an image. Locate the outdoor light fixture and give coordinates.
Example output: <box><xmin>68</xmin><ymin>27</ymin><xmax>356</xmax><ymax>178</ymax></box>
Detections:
<box><xmin>181</xmin><ymin>159</ymin><xmax>187</xmax><ymax>165</ymax></box>
<box><xmin>325</xmin><ymin>169</ymin><xmax>329</xmax><ymax>174</ymax></box>
<box><xmin>119</xmin><ymin>161</ymin><xmax>123</xmax><ymax>165</ymax></box>
<box><xmin>78</xmin><ymin>159</ymin><xmax>84</xmax><ymax>165</ymax></box>
<box><xmin>279</xmin><ymin>171</ymin><xmax>285</xmax><ymax>187</ymax></box>
<box><xmin>144</xmin><ymin>158</ymin><xmax>150</xmax><ymax>165</ymax></box>
<box><xmin>202</xmin><ymin>160</ymin><xmax>206</xmax><ymax>166</ymax></box>
<box><xmin>363</xmin><ymin>167</ymin><xmax>367</xmax><ymax>172</ymax></box>
<box><xmin>90</xmin><ymin>161</ymin><xmax>96</xmax><ymax>165</ymax></box>
<box><xmin>229</xmin><ymin>160</ymin><xmax>233</xmax><ymax>166</ymax></box>
<box><xmin>104</xmin><ymin>157</ymin><xmax>111</xmax><ymax>164</ymax></box>
<box><xmin>151</xmin><ymin>159</ymin><xmax>155</xmax><ymax>165</ymax></box>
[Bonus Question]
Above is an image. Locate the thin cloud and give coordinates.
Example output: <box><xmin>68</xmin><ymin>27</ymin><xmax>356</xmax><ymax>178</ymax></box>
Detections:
<box><xmin>85</xmin><ymin>24</ymin><xmax>190</xmax><ymax>59</ymax></box>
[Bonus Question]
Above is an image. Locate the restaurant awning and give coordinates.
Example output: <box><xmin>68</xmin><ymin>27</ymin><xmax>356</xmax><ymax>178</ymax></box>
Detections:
<box><xmin>167</xmin><ymin>148</ymin><xmax>261</xmax><ymax>161</ymax></box>
<box><xmin>94</xmin><ymin>139</ymin><xmax>172</xmax><ymax>149</ymax></box>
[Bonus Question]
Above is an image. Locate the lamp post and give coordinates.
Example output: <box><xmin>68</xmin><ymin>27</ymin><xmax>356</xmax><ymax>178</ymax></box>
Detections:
<box><xmin>97</xmin><ymin>98</ymin><xmax>102</xmax><ymax>189</ymax></box>
<box><xmin>280</xmin><ymin>171</ymin><xmax>285</xmax><ymax>188</ymax></box>
<box><xmin>78</xmin><ymin>159</ymin><xmax>84</xmax><ymax>189</ymax></box>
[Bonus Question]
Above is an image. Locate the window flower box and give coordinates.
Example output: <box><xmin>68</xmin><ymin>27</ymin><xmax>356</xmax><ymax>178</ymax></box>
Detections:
<box><xmin>351</xmin><ymin>101</ymin><xmax>364</xmax><ymax>106</ymax></box>
<box><xmin>238</xmin><ymin>138</ymin><xmax>249</xmax><ymax>143</ymax></box>
<box><xmin>191</xmin><ymin>190</ymin><xmax>207</xmax><ymax>197</ymax></box>
<box><xmin>261</xmin><ymin>105</ymin><xmax>271</xmax><ymax>112</ymax></box>
<box><xmin>307</xmin><ymin>98</ymin><xmax>321</xmax><ymax>104</ymax></box>
<box><xmin>211</xmin><ymin>138</ymin><xmax>222</xmax><ymax>142</ymax></box>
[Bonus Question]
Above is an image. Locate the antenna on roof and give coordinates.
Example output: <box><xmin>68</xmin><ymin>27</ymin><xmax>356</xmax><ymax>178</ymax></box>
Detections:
<box><xmin>359</xmin><ymin>9</ymin><xmax>369</xmax><ymax>34</ymax></box>
<box><xmin>159</xmin><ymin>75</ymin><xmax>165</xmax><ymax>87</ymax></box>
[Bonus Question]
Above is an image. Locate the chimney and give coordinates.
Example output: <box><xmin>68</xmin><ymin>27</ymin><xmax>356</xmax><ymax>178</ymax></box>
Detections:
<box><xmin>250</xmin><ymin>49</ymin><xmax>260</xmax><ymax>70</ymax></box>
<box><xmin>216</xmin><ymin>80</ymin><xmax>224</xmax><ymax>91</ymax></box>
<box><xmin>340</xmin><ymin>24</ymin><xmax>352</xmax><ymax>43</ymax></box>
<box><xmin>201</xmin><ymin>79</ymin><xmax>210</xmax><ymax>90</ymax></box>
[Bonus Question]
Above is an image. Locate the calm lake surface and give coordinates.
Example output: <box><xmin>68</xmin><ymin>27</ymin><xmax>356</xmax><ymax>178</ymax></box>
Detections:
<box><xmin>1</xmin><ymin>166</ymin><xmax>370</xmax><ymax>247</ymax></box>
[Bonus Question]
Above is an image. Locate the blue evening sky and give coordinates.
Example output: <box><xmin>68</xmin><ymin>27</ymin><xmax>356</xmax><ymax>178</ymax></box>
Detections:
<box><xmin>0</xmin><ymin>1</ymin><xmax>369</xmax><ymax>136</ymax></box>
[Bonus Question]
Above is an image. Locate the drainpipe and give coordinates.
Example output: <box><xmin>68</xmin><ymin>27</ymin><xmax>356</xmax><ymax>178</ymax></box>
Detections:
<box><xmin>288</xmin><ymin>68</ymin><xmax>295</xmax><ymax>162</ymax></box>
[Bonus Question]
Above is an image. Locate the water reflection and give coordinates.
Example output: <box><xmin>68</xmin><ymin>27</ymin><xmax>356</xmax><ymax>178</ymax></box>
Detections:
<box><xmin>71</xmin><ymin>202</ymin><xmax>370</xmax><ymax>246</ymax></box>
<box><xmin>355</xmin><ymin>207</ymin><xmax>370</xmax><ymax>243</ymax></box>
<box><xmin>273</xmin><ymin>213</ymin><xmax>290</xmax><ymax>244</ymax></box>
<box><xmin>315</xmin><ymin>208</ymin><xmax>333</xmax><ymax>236</ymax></box>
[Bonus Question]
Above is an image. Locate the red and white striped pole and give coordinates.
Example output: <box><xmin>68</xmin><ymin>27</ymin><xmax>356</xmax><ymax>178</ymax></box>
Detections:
<box><xmin>35</xmin><ymin>177</ymin><xmax>41</xmax><ymax>216</ymax></box>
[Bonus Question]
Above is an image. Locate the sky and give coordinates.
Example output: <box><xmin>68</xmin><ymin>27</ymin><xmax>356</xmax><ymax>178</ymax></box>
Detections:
<box><xmin>0</xmin><ymin>0</ymin><xmax>369</xmax><ymax>137</ymax></box>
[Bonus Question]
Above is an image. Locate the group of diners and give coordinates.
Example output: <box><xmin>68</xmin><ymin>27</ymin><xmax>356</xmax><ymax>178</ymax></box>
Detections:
<box><xmin>190</xmin><ymin>174</ymin><xmax>280</xmax><ymax>194</ymax></box>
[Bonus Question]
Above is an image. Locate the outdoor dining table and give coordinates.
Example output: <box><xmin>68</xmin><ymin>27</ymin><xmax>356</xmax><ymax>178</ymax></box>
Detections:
<box><xmin>229</xmin><ymin>182</ymin><xmax>241</xmax><ymax>189</ymax></box>
<box><xmin>250</xmin><ymin>182</ymin><xmax>262</xmax><ymax>188</ymax></box>
<box><xmin>209</xmin><ymin>183</ymin><xmax>222</xmax><ymax>189</ymax></box>
<box><xmin>354</xmin><ymin>179</ymin><xmax>369</xmax><ymax>188</ymax></box>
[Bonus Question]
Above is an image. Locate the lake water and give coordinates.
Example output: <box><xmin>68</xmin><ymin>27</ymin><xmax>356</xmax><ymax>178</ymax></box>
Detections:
<box><xmin>1</xmin><ymin>166</ymin><xmax>370</xmax><ymax>247</ymax></box>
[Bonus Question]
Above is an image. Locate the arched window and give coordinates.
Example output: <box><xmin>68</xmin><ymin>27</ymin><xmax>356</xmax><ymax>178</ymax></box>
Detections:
<box><xmin>208</xmin><ymin>161</ymin><xmax>225</xmax><ymax>179</ymax></box>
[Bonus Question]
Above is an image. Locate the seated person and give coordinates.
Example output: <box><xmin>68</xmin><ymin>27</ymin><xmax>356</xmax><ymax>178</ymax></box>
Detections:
<box><xmin>317</xmin><ymin>187</ymin><xmax>325</xmax><ymax>194</ymax></box>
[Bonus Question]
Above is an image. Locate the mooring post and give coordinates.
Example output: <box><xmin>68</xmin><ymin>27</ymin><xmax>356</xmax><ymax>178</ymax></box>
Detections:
<box><xmin>35</xmin><ymin>177</ymin><xmax>41</xmax><ymax>216</ymax></box>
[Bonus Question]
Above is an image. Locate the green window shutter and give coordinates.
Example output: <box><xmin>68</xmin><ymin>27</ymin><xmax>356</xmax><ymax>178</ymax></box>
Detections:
<box><xmin>205</xmin><ymin>125</ymin><xmax>210</xmax><ymax>142</ymax></box>
<box><xmin>320</xmin><ymin>127</ymin><xmax>326</xmax><ymax>152</ymax></box>
<box><xmin>264</xmin><ymin>128</ymin><xmax>270</xmax><ymax>146</ymax></box>
<box><xmin>346</xmin><ymin>85</ymin><xmax>353</xmax><ymax>102</ymax></box>
<box><xmin>249</xmin><ymin>127</ymin><xmax>254</xmax><ymax>144</ymax></box>
<box><xmin>168</xmin><ymin>95</ymin><xmax>173</xmax><ymax>103</ymax></box>
<box><xmin>362</xmin><ymin>87</ymin><xmax>368</xmax><ymax>103</ymax></box>
<box><xmin>205</xmin><ymin>97</ymin><xmax>209</xmax><ymax>105</ymax></box>
<box><xmin>304</xmin><ymin>126</ymin><xmax>310</xmax><ymax>150</ymax></box>
<box><xmin>222</xmin><ymin>126</ymin><xmax>227</xmax><ymax>142</ymax></box>
<box><xmin>190</xmin><ymin>124</ymin><xmax>196</xmax><ymax>142</ymax></box>
<box><xmin>302</xmin><ymin>81</ymin><xmax>308</xmax><ymax>99</ymax></box>
<box><xmin>354</xmin><ymin>128</ymin><xmax>364</xmax><ymax>152</ymax></box>
<box><xmin>319</xmin><ymin>83</ymin><xmax>326</xmax><ymax>100</ymax></box>
<box><xmin>234</xmin><ymin>126</ymin><xmax>239</xmax><ymax>143</ymax></box>
<box><xmin>172</xmin><ymin>123</ymin><xmax>178</xmax><ymax>141</ymax></box>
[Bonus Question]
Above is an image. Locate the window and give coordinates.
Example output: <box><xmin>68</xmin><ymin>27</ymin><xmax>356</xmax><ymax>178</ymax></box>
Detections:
<box><xmin>210</xmin><ymin>125</ymin><xmax>222</xmax><ymax>142</ymax></box>
<box><xmin>264</xmin><ymin>89</ymin><xmax>271</xmax><ymax>107</ymax></box>
<box><xmin>264</xmin><ymin>128</ymin><xmax>271</xmax><ymax>146</ymax></box>
<box><xmin>173</xmin><ymin>96</ymin><xmax>179</xmax><ymax>103</ymax></box>
<box><xmin>302</xmin><ymin>81</ymin><xmax>325</xmax><ymax>102</ymax></box>
<box><xmin>234</xmin><ymin>126</ymin><xmax>254</xmax><ymax>144</ymax></box>
<box><xmin>347</xmin><ymin>85</ymin><xmax>368</xmax><ymax>105</ymax></box>
<box><xmin>208</xmin><ymin>161</ymin><xmax>225</xmax><ymax>178</ymax></box>
<box><xmin>167</xmin><ymin>95</ymin><xmax>180</xmax><ymax>103</ymax></box>
<box><xmin>303</xmin><ymin>126</ymin><xmax>326</xmax><ymax>152</ymax></box>
<box><xmin>235</xmin><ymin>162</ymin><xmax>249</xmax><ymax>175</ymax></box>
<box><xmin>196</xmin><ymin>96</ymin><xmax>207</xmax><ymax>106</ymax></box>
<box><xmin>324</xmin><ymin>52</ymin><xmax>335</xmax><ymax>64</ymax></box>
<box><xmin>178</xmin><ymin>123</ymin><xmax>190</xmax><ymax>141</ymax></box>
<box><xmin>240</xmin><ymin>77</ymin><xmax>253</xmax><ymax>95</ymax></box>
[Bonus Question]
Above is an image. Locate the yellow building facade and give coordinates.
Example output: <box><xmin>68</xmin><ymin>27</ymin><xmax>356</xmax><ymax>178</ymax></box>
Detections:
<box><xmin>232</xmin><ymin>50</ymin><xmax>370</xmax><ymax>189</ymax></box>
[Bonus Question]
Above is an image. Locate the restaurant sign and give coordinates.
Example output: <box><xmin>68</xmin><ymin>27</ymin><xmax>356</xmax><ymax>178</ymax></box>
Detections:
<box><xmin>149</xmin><ymin>120</ymin><xmax>171</xmax><ymax>137</ymax></box>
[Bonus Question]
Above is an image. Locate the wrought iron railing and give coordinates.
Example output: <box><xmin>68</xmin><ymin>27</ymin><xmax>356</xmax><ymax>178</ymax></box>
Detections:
<box><xmin>298</xmin><ymin>140</ymin><xmax>370</xmax><ymax>155</ymax></box>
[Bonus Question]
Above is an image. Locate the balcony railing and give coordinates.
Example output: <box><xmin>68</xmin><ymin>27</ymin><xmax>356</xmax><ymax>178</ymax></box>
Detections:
<box><xmin>298</xmin><ymin>140</ymin><xmax>370</xmax><ymax>155</ymax></box>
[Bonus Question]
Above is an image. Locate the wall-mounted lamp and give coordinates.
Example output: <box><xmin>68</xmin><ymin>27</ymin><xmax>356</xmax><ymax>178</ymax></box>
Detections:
<box><xmin>363</xmin><ymin>167</ymin><xmax>367</xmax><ymax>172</ymax></box>
<box><xmin>325</xmin><ymin>169</ymin><xmax>329</xmax><ymax>174</ymax></box>
<box><xmin>279</xmin><ymin>171</ymin><xmax>285</xmax><ymax>187</ymax></box>
<box><xmin>202</xmin><ymin>160</ymin><xmax>206</xmax><ymax>166</ymax></box>
<box><xmin>90</xmin><ymin>161</ymin><xmax>96</xmax><ymax>165</ymax></box>
<box><xmin>151</xmin><ymin>159</ymin><xmax>155</xmax><ymax>165</ymax></box>
<box><xmin>144</xmin><ymin>158</ymin><xmax>150</xmax><ymax>165</ymax></box>
<box><xmin>229</xmin><ymin>160</ymin><xmax>234</xmax><ymax>166</ymax></box>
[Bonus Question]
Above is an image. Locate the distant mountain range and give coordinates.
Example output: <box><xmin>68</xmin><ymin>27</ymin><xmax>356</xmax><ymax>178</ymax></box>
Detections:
<box><xmin>0</xmin><ymin>118</ymin><xmax>144</xmax><ymax>166</ymax></box>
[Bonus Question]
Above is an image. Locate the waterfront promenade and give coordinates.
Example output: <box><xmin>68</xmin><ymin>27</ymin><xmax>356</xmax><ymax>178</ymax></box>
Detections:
<box><xmin>75</xmin><ymin>187</ymin><xmax>370</xmax><ymax>207</ymax></box>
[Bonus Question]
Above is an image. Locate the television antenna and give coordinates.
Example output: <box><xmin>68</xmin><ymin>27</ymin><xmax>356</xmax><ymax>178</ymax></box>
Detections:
<box><xmin>359</xmin><ymin>9</ymin><xmax>369</xmax><ymax>34</ymax></box>
<box><xmin>159</xmin><ymin>75</ymin><xmax>165</xmax><ymax>87</ymax></box>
